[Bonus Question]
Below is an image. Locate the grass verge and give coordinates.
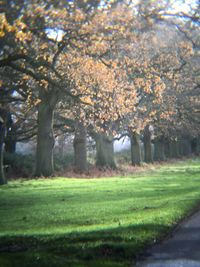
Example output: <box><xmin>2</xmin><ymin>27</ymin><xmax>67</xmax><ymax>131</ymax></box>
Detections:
<box><xmin>0</xmin><ymin>158</ymin><xmax>200</xmax><ymax>267</ymax></box>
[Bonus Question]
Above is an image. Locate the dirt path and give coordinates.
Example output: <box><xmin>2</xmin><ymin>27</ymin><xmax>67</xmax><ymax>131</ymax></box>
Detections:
<box><xmin>135</xmin><ymin>209</ymin><xmax>200</xmax><ymax>267</ymax></box>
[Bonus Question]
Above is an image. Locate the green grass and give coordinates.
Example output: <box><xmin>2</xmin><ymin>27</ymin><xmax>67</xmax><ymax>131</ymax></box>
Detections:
<box><xmin>0</xmin><ymin>158</ymin><xmax>200</xmax><ymax>267</ymax></box>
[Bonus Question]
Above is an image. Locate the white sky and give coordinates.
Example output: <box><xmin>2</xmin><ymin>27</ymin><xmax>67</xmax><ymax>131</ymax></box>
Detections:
<box><xmin>171</xmin><ymin>0</ymin><xmax>198</xmax><ymax>13</ymax></box>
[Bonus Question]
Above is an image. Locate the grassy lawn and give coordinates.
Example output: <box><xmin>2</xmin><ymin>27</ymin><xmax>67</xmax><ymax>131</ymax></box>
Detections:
<box><xmin>0</xmin><ymin>158</ymin><xmax>200</xmax><ymax>267</ymax></box>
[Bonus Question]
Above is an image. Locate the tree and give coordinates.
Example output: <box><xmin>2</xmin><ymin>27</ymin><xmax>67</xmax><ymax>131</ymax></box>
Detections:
<box><xmin>0</xmin><ymin>1</ymin><xmax>135</xmax><ymax>175</ymax></box>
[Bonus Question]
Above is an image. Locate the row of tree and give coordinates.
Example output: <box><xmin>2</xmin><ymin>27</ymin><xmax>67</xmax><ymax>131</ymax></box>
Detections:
<box><xmin>0</xmin><ymin>0</ymin><xmax>199</xmax><ymax>184</ymax></box>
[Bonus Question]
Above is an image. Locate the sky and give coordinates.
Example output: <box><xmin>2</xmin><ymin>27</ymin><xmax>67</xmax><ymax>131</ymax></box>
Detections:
<box><xmin>171</xmin><ymin>0</ymin><xmax>198</xmax><ymax>13</ymax></box>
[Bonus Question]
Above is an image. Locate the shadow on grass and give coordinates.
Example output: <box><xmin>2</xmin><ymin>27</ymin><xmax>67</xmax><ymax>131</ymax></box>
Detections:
<box><xmin>0</xmin><ymin>223</ymin><xmax>171</xmax><ymax>267</ymax></box>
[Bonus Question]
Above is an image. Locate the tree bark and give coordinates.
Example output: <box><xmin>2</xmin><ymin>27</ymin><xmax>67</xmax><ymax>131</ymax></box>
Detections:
<box><xmin>154</xmin><ymin>137</ymin><xmax>166</xmax><ymax>161</ymax></box>
<box><xmin>95</xmin><ymin>132</ymin><xmax>116</xmax><ymax>169</ymax></box>
<box><xmin>144</xmin><ymin>125</ymin><xmax>153</xmax><ymax>163</ymax></box>
<box><xmin>169</xmin><ymin>140</ymin><xmax>180</xmax><ymax>158</ymax></box>
<box><xmin>5</xmin><ymin>127</ymin><xmax>16</xmax><ymax>153</ymax></box>
<box><xmin>130</xmin><ymin>132</ymin><xmax>141</xmax><ymax>165</ymax></box>
<box><xmin>57</xmin><ymin>134</ymin><xmax>65</xmax><ymax>157</ymax></box>
<box><xmin>196</xmin><ymin>137</ymin><xmax>200</xmax><ymax>155</ymax></box>
<box><xmin>73</xmin><ymin>122</ymin><xmax>87</xmax><ymax>173</ymax></box>
<box><xmin>35</xmin><ymin>100</ymin><xmax>55</xmax><ymax>177</ymax></box>
<box><xmin>0</xmin><ymin>122</ymin><xmax>6</xmax><ymax>185</ymax></box>
<box><xmin>191</xmin><ymin>136</ymin><xmax>200</xmax><ymax>155</ymax></box>
<box><xmin>5</xmin><ymin>112</ymin><xmax>16</xmax><ymax>153</ymax></box>
<box><xmin>179</xmin><ymin>137</ymin><xmax>192</xmax><ymax>157</ymax></box>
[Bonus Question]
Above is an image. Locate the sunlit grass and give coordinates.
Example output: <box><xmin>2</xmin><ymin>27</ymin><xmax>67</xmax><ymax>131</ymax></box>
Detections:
<box><xmin>0</xmin><ymin>158</ymin><xmax>200</xmax><ymax>267</ymax></box>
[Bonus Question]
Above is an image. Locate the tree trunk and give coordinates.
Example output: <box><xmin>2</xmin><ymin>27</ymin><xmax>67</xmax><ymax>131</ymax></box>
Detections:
<box><xmin>5</xmin><ymin>112</ymin><xmax>16</xmax><ymax>153</ymax></box>
<box><xmin>144</xmin><ymin>125</ymin><xmax>153</xmax><ymax>163</ymax></box>
<box><xmin>130</xmin><ymin>132</ymin><xmax>141</xmax><ymax>165</ymax></box>
<box><xmin>191</xmin><ymin>136</ymin><xmax>200</xmax><ymax>155</ymax></box>
<box><xmin>35</xmin><ymin>101</ymin><xmax>55</xmax><ymax>177</ymax></box>
<box><xmin>73</xmin><ymin>122</ymin><xmax>87</xmax><ymax>173</ymax></box>
<box><xmin>57</xmin><ymin>134</ymin><xmax>65</xmax><ymax>157</ymax></box>
<box><xmin>154</xmin><ymin>137</ymin><xmax>166</xmax><ymax>161</ymax></box>
<box><xmin>196</xmin><ymin>137</ymin><xmax>200</xmax><ymax>155</ymax></box>
<box><xmin>169</xmin><ymin>140</ymin><xmax>180</xmax><ymax>158</ymax></box>
<box><xmin>5</xmin><ymin>127</ymin><xmax>16</xmax><ymax>153</ymax></box>
<box><xmin>164</xmin><ymin>140</ymin><xmax>170</xmax><ymax>158</ymax></box>
<box><xmin>179</xmin><ymin>137</ymin><xmax>192</xmax><ymax>157</ymax></box>
<box><xmin>0</xmin><ymin>122</ymin><xmax>6</xmax><ymax>185</ymax></box>
<box><xmin>95</xmin><ymin>133</ymin><xmax>116</xmax><ymax>169</ymax></box>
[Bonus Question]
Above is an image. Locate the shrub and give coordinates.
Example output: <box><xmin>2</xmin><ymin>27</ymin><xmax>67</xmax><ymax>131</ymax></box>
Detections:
<box><xmin>54</xmin><ymin>153</ymin><xmax>74</xmax><ymax>171</ymax></box>
<box><xmin>4</xmin><ymin>152</ymin><xmax>35</xmax><ymax>178</ymax></box>
<box><xmin>115</xmin><ymin>149</ymin><xmax>131</xmax><ymax>165</ymax></box>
